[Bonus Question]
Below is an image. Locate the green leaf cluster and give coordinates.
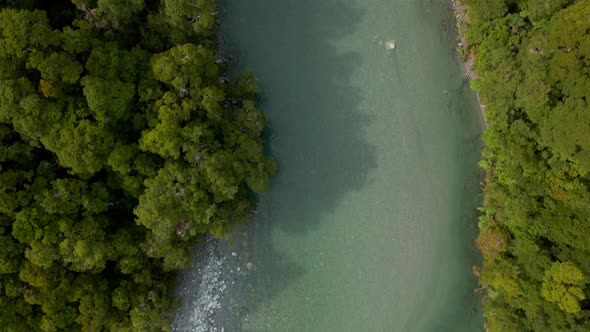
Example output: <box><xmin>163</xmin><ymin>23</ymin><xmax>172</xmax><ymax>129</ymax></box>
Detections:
<box><xmin>465</xmin><ymin>0</ymin><xmax>590</xmax><ymax>330</ymax></box>
<box><xmin>0</xmin><ymin>1</ymin><xmax>275</xmax><ymax>330</ymax></box>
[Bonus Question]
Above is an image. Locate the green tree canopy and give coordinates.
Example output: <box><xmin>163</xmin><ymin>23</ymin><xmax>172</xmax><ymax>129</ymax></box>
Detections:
<box><xmin>467</xmin><ymin>0</ymin><xmax>590</xmax><ymax>330</ymax></box>
<box><xmin>0</xmin><ymin>0</ymin><xmax>274</xmax><ymax>330</ymax></box>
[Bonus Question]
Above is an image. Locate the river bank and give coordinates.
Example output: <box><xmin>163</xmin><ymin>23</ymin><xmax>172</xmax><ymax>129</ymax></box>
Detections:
<box><xmin>451</xmin><ymin>0</ymin><xmax>487</xmax><ymax>129</ymax></box>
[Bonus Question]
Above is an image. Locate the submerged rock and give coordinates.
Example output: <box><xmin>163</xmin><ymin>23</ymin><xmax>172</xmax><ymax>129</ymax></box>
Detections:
<box><xmin>171</xmin><ymin>238</ymin><xmax>229</xmax><ymax>332</ymax></box>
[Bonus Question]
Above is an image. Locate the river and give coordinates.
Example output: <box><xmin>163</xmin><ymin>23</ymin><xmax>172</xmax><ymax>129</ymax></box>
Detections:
<box><xmin>172</xmin><ymin>0</ymin><xmax>484</xmax><ymax>331</ymax></box>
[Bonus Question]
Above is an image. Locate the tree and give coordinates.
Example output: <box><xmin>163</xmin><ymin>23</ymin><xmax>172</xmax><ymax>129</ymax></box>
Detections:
<box><xmin>41</xmin><ymin>120</ymin><xmax>114</xmax><ymax>175</ymax></box>
<box><xmin>27</xmin><ymin>51</ymin><xmax>83</xmax><ymax>84</ymax></box>
<box><xmin>0</xmin><ymin>9</ymin><xmax>59</xmax><ymax>59</ymax></box>
<box><xmin>0</xmin><ymin>1</ymin><xmax>274</xmax><ymax>329</ymax></box>
<box><xmin>96</xmin><ymin>0</ymin><xmax>145</xmax><ymax>28</ymax></box>
<box><xmin>0</xmin><ymin>78</ymin><xmax>35</xmax><ymax>123</ymax></box>
<box><xmin>541</xmin><ymin>262</ymin><xmax>587</xmax><ymax>313</ymax></box>
<box><xmin>150</xmin><ymin>43</ymin><xmax>217</xmax><ymax>91</ymax></box>
<box><xmin>81</xmin><ymin>76</ymin><xmax>136</xmax><ymax>123</ymax></box>
<box><xmin>467</xmin><ymin>0</ymin><xmax>590</xmax><ymax>329</ymax></box>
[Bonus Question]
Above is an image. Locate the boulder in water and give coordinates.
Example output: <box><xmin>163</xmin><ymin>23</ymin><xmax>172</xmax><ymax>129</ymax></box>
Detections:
<box><xmin>385</xmin><ymin>40</ymin><xmax>397</xmax><ymax>50</ymax></box>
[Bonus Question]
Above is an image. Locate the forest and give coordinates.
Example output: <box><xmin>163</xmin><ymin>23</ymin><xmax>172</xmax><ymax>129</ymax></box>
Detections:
<box><xmin>0</xmin><ymin>0</ymin><xmax>275</xmax><ymax>330</ymax></box>
<box><xmin>462</xmin><ymin>0</ymin><xmax>590</xmax><ymax>330</ymax></box>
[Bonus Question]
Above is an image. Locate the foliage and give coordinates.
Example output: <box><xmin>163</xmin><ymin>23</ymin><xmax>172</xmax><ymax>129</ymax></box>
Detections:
<box><xmin>466</xmin><ymin>0</ymin><xmax>590</xmax><ymax>330</ymax></box>
<box><xmin>0</xmin><ymin>1</ymin><xmax>275</xmax><ymax>330</ymax></box>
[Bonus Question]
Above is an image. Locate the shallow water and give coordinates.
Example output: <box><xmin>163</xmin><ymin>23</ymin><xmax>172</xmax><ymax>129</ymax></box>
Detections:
<box><xmin>172</xmin><ymin>0</ymin><xmax>484</xmax><ymax>331</ymax></box>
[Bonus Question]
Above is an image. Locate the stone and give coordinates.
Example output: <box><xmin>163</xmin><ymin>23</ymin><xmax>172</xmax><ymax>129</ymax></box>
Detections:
<box><xmin>385</xmin><ymin>40</ymin><xmax>397</xmax><ymax>50</ymax></box>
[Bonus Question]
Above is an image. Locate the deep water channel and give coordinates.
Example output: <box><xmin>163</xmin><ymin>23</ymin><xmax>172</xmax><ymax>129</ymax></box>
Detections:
<box><xmin>172</xmin><ymin>0</ymin><xmax>484</xmax><ymax>331</ymax></box>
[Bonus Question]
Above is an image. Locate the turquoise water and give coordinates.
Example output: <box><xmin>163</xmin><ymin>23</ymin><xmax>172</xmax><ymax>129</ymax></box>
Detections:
<box><xmin>172</xmin><ymin>0</ymin><xmax>484</xmax><ymax>331</ymax></box>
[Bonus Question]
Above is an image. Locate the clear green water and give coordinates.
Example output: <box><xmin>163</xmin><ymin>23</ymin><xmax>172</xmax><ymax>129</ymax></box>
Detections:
<box><xmin>173</xmin><ymin>0</ymin><xmax>484</xmax><ymax>331</ymax></box>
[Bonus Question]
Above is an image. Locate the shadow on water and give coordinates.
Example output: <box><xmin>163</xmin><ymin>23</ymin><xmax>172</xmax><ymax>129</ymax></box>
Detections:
<box><xmin>214</xmin><ymin>0</ymin><xmax>375</xmax><ymax>329</ymax></box>
<box><xmin>219</xmin><ymin>0</ymin><xmax>374</xmax><ymax>234</ymax></box>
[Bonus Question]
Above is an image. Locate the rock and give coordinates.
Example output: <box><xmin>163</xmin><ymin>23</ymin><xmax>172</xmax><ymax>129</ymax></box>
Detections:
<box><xmin>385</xmin><ymin>40</ymin><xmax>397</xmax><ymax>50</ymax></box>
<box><xmin>246</xmin><ymin>262</ymin><xmax>254</xmax><ymax>270</ymax></box>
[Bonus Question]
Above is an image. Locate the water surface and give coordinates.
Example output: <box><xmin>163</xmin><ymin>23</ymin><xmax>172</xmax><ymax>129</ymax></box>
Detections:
<box><xmin>173</xmin><ymin>0</ymin><xmax>484</xmax><ymax>331</ymax></box>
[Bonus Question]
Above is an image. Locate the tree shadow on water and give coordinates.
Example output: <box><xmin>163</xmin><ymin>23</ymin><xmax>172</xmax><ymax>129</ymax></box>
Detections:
<box><xmin>214</xmin><ymin>0</ymin><xmax>376</xmax><ymax>330</ymax></box>
<box><xmin>221</xmin><ymin>0</ymin><xmax>374</xmax><ymax>233</ymax></box>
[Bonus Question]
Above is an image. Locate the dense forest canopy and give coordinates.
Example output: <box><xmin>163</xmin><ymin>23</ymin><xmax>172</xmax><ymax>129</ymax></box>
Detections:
<box><xmin>0</xmin><ymin>0</ymin><xmax>275</xmax><ymax>330</ymax></box>
<box><xmin>462</xmin><ymin>0</ymin><xmax>590</xmax><ymax>330</ymax></box>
